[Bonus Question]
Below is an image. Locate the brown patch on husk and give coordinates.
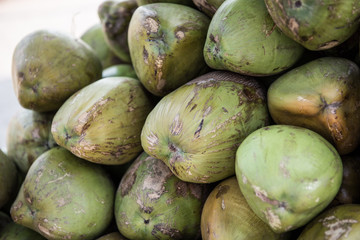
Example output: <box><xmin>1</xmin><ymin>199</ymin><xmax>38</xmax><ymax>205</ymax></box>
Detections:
<box><xmin>215</xmin><ymin>184</ymin><xmax>230</xmax><ymax>199</ymax></box>
<box><xmin>120</xmin><ymin>156</ymin><xmax>143</xmax><ymax>197</ymax></box>
<box><xmin>152</xmin><ymin>223</ymin><xmax>182</xmax><ymax>239</ymax></box>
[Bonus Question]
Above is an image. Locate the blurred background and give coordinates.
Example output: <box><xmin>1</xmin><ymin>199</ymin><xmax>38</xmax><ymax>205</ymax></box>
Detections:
<box><xmin>0</xmin><ymin>0</ymin><xmax>103</xmax><ymax>149</ymax></box>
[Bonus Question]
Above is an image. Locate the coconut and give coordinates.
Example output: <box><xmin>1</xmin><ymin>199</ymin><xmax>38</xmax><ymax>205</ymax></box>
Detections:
<box><xmin>98</xmin><ymin>0</ymin><xmax>137</xmax><ymax>63</ymax></box>
<box><xmin>265</xmin><ymin>0</ymin><xmax>360</xmax><ymax>50</ymax></box>
<box><xmin>81</xmin><ymin>23</ymin><xmax>123</xmax><ymax>68</ymax></box>
<box><xmin>128</xmin><ymin>3</ymin><xmax>210</xmax><ymax>96</ymax></box>
<box><xmin>10</xmin><ymin>147</ymin><xmax>115</xmax><ymax>240</ymax></box>
<box><xmin>297</xmin><ymin>204</ymin><xmax>360</xmax><ymax>239</ymax></box>
<box><xmin>201</xmin><ymin>176</ymin><xmax>290</xmax><ymax>240</ymax></box>
<box><xmin>51</xmin><ymin>77</ymin><xmax>153</xmax><ymax>165</ymax></box>
<box><xmin>267</xmin><ymin>57</ymin><xmax>360</xmax><ymax>155</ymax></box>
<box><xmin>235</xmin><ymin>125</ymin><xmax>343</xmax><ymax>233</ymax></box>
<box><xmin>141</xmin><ymin>71</ymin><xmax>269</xmax><ymax>183</ymax></box>
<box><xmin>6</xmin><ymin>109</ymin><xmax>57</xmax><ymax>173</ymax></box>
<box><xmin>203</xmin><ymin>0</ymin><xmax>304</xmax><ymax>76</ymax></box>
<box><xmin>114</xmin><ymin>152</ymin><xmax>210</xmax><ymax>239</ymax></box>
<box><xmin>11</xmin><ymin>30</ymin><xmax>102</xmax><ymax>112</ymax></box>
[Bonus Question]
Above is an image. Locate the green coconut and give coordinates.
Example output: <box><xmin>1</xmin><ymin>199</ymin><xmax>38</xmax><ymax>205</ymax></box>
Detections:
<box><xmin>10</xmin><ymin>147</ymin><xmax>115</xmax><ymax>240</ymax></box>
<box><xmin>235</xmin><ymin>125</ymin><xmax>343</xmax><ymax>233</ymax></box>
<box><xmin>297</xmin><ymin>204</ymin><xmax>360</xmax><ymax>239</ymax></box>
<box><xmin>6</xmin><ymin>109</ymin><xmax>57</xmax><ymax>173</ymax></box>
<box><xmin>114</xmin><ymin>152</ymin><xmax>210</xmax><ymax>239</ymax></box>
<box><xmin>128</xmin><ymin>3</ymin><xmax>210</xmax><ymax>96</ymax></box>
<box><xmin>98</xmin><ymin>0</ymin><xmax>138</xmax><ymax>63</ymax></box>
<box><xmin>0</xmin><ymin>150</ymin><xmax>18</xmax><ymax>209</ymax></box>
<box><xmin>267</xmin><ymin>57</ymin><xmax>360</xmax><ymax>155</ymax></box>
<box><xmin>203</xmin><ymin>0</ymin><xmax>304</xmax><ymax>76</ymax></box>
<box><xmin>201</xmin><ymin>176</ymin><xmax>290</xmax><ymax>240</ymax></box>
<box><xmin>0</xmin><ymin>222</ymin><xmax>46</xmax><ymax>240</ymax></box>
<box><xmin>141</xmin><ymin>71</ymin><xmax>269</xmax><ymax>183</ymax></box>
<box><xmin>265</xmin><ymin>0</ymin><xmax>360</xmax><ymax>51</ymax></box>
<box><xmin>51</xmin><ymin>77</ymin><xmax>153</xmax><ymax>165</ymax></box>
<box><xmin>11</xmin><ymin>30</ymin><xmax>102</xmax><ymax>112</ymax></box>
<box><xmin>81</xmin><ymin>23</ymin><xmax>124</xmax><ymax>68</ymax></box>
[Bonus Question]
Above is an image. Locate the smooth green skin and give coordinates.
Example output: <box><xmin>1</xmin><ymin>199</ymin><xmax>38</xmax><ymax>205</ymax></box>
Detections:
<box><xmin>192</xmin><ymin>0</ymin><xmax>225</xmax><ymax>17</ymax></box>
<box><xmin>128</xmin><ymin>3</ymin><xmax>210</xmax><ymax>96</ymax></box>
<box><xmin>6</xmin><ymin>109</ymin><xmax>57</xmax><ymax>173</ymax></box>
<box><xmin>298</xmin><ymin>204</ymin><xmax>360</xmax><ymax>239</ymax></box>
<box><xmin>201</xmin><ymin>177</ymin><xmax>290</xmax><ymax>240</ymax></box>
<box><xmin>12</xmin><ymin>30</ymin><xmax>102</xmax><ymax>112</ymax></box>
<box><xmin>0</xmin><ymin>222</ymin><xmax>46</xmax><ymax>240</ymax></box>
<box><xmin>235</xmin><ymin>125</ymin><xmax>343</xmax><ymax>233</ymax></box>
<box><xmin>0</xmin><ymin>150</ymin><xmax>17</xmax><ymax>209</ymax></box>
<box><xmin>51</xmin><ymin>77</ymin><xmax>153</xmax><ymax>165</ymax></box>
<box><xmin>141</xmin><ymin>71</ymin><xmax>269</xmax><ymax>183</ymax></box>
<box><xmin>265</xmin><ymin>0</ymin><xmax>360</xmax><ymax>51</ymax></box>
<box><xmin>10</xmin><ymin>147</ymin><xmax>115</xmax><ymax>240</ymax></box>
<box><xmin>96</xmin><ymin>232</ymin><xmax>128</xmax><ymax>240</ymax></box>
<box><xmin>204</xmin><ymin>0</ymin><xmax>304</xmax><ymax>76</ymax></box>
<box><xmin>81</xmin><ymin>23</ymin><xmax>123</xmax><ymax>69</ymax></box>
<box><xmin>115</xmin><ymin>152</ymin><xmax>208</xmax><ymax>240</ymax></box>
<box><xmin>102</xmin><ymin>64</ymin><xmax>137</xmax><ymax>79</ymax></box>
<box><xmin>98</xmin><ymin>0</ymin><xmax>137</xmax><ymax>63</ymax></box>
<box><xmin>267</xmin><ymin>57</ymin><xmax>360</xmax><ymax>155</ymax></box>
